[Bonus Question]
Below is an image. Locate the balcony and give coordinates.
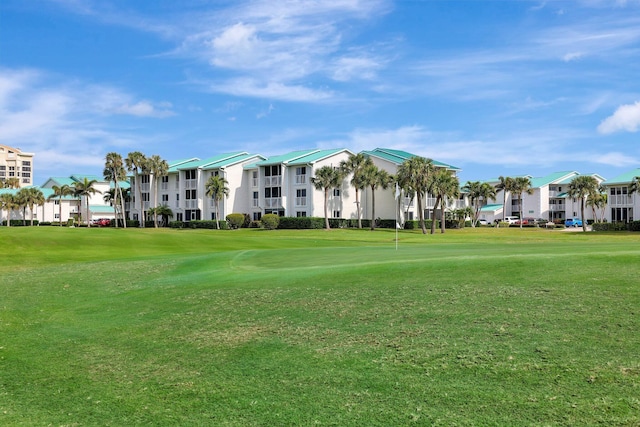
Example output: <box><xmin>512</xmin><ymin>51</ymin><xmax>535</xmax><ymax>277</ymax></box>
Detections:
<box><xmin>160</xmin><ymin>182</ymin><xmax>169</xmax><ymax>191</ymax></box>
<box><xmin>295</xmin><ymin>175</ymin><xmax>306</xmax><ymax>185</ymax></box>
<box><xmin>264</xmin><ymin>197</ymin><xmax>282</xmax><ymax>208</ymax></box>
<box><xmin>264</xmin><ymin>176</ymin><xmax>282</xmax><ymax>187</ymax></box>
<box><xmin>549</xmin><ymin>204</ymin><xmax>565</xmax><ymax>212</ymax></box>
<box><xmin>185</xmin><ymin>200</ymin><xmax>198</xmax><ymax>209</ymax></box>
<box><xmin>185</xmin><ymin>180</ymin><xmax>197</xmax><ymax>190</ymax></box>
<box><xmin>141</xmin><ymin>183</ymin><xmax>150</xmax><ymax>192</ymax></box>
<box><xmin>295</xmin><ymin>197</ymin><xmax>307</xmax><ymax>207</ymax></box>
<box><xmin>610</xmin><ymin>194</ymin><xmax>633</xmax><ymax>206</ymax></box>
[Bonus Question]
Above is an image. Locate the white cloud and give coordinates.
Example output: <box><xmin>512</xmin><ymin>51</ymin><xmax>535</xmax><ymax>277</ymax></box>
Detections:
<box><xmin>0</xmin><ymin>68</ymin><xmax>174</xmax><ymax>178</ymax></box>
<box><xmin>114</xmin><ymin>101</ymin><xmax>175</xmax><ymax>118</ymax></box>
<box><xmin>597</xmin><ymin>101</ymin><xmax>640</xmax><ymax>133</ymax></box>
<box><xmin>209</xmin><ymin>78</ymin><xmax>333</xmax><ymax>102</ymax></box>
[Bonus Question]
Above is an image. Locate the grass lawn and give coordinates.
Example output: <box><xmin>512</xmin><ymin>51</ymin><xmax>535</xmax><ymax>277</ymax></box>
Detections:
<box><xmin>1</xmin><ymin>226</ymin><xmax>639</xmax><ymax>425</ymax></box>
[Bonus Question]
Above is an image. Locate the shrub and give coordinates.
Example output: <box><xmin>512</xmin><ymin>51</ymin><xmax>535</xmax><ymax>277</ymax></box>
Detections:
<box><xmin>592</xmin><ymin>222</ymin><xmax>629</xmax><ymax>232</ymax></box>
<box><xmin>261</xmin><ymin>214</ymin><xmax>280</xmax><ymax>230</ymax></box>
<box><xmin>249</xmin><ymin>220</ymin><xmax>262</xmax><ymax>228</ymax></box>
<box><xmin>188</xmin><ymin>220</ymin><xmax>228</xmax><ymax>230</ymax></box>
<box><xmin>169</xmin><ymin>221</ymin><xmax>184</xmax><ymax>229</ymax></box>
<box><xmin>404</xmin><ymin>219</ymin><xmax>435</xmax><ymax>230</ymax></box>
<box><xmin>226</xmin><ymin>213</ymin><xmax>246</xmax><ymax>229</ymax></box>
<box><xmin>39</xmin><ymin>221</ymin><xmax>52</xmax><ymax>226</ymax></box>
<box><xmin>278</xmin><ymin>216</ymin><xmax>325</xmax><ymax>229</ymax></box>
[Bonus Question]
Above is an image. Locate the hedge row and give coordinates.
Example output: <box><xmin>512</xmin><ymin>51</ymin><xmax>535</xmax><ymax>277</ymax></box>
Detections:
<box><xmin>592</xmin><ymin>221</ymin><xmax>640</xmax><ymax>232</ymax></box>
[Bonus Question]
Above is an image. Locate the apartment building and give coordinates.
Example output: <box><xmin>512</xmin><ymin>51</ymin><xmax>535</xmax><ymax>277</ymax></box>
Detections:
<box><xmin>129</xmin><ymin>152</ymin><xmax>266</xmax><ymax>223</ymax></box>
<box><xmin>602</xmin><ymin>168</ymin><xmax>640</xmax><ymax>223</ymax></box>
<box><xmin>488</xmin><ymin>171</ymin><xmax>605</xmax><ymax>222</ymax></box>
<box><xmin>0</xmin><ymin>144</ymin><xmax>34</xmax><ymax>187</ymax></box>
<box><xmin>40</xmin><ymin>175</ymin><xmax>129</xmax><ymax>223</ymax></box>
<box><xmin>248</xmin><ymin>148</ymin><xmax>356</xmax><ymax>220</ymax></box>
<box><xmin>362</xmin><ymin>148</ymin><xmax>463</xmax><ymax>222</ymax></box>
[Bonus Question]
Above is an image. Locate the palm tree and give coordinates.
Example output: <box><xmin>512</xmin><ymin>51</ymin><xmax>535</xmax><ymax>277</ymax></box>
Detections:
<box><xmin>205</xmin><ymin>175</ymin><xmax>229</xmax><ymax>230</ymax></box>
<box><xmin>360</xmin><ymin>163</ymin><xmax>393</xmax><ymax>230</ymax></box>
<box><xmin>512</xmin><ymin>177</ymin><xmax>533</xmax><ymax>229</ymax></box>
<box><xmin>0</xmin><ymin>193</ymin><xmax>18</xmax><ymax>226</ymax></box>
<box><xmin>15</xmin><ymin>188</ymin><xmax>29</xmax><ymax>225</ymax></box>
<box><xmin>125</xmin><ymin>151</ymin><xmax>148</xmax><ymax>227</ymax></box>
<box><xmin>148</xmin><ymin>155</ymin><xmax>169</xmax><ymax>228</ymax></box>
<box><xmin>104</xmin><ymin>152</ymin><xmax>128</xmax><ymax>229</ymax></box>
<box><xmin>397</xmin><ymin>156</ymin><xmax>433</xmax><ymax>234</ymax></box>
<box><xmin>586</xmin><ymin>185</ymin><xmax>607</xmax><ymax>223</ymax></box>
<box><xmin>4</xmin><ymin>177</ymin><xmax>20</xmax><ymax>189</ymax></box>
<box><xmin>495</xmin><ymin>176</ymin><xmax>515</xmax><ymax>222</ymax></box>
<box><xmin>339</xmin><ymin>153</ymin><xmax>373</xmax><ymax>229</ymax></box>
<box><xmin>567</xmin><ymin>175</ymin><xmax>599</xmax><ymax>232</ymax></box>
<box><xmin>153</xmin><ymin>205</ymin><xmax>174</xmax><ymax>227</ymax></box>
<box><xmin>73</xmin><ymin>177</ymin><xmax>101</xmax><ymax>227</ymax></box>
<box><xmin>430</xmin><ymin>170</ymin><xmax>460</xmax><ymax>234</ymax></box>
<box><xmin>311</xmin><ymin>166</ymin><xmax>343</xmax><ymax>230</ymax></box>
<box><xmin>20</xmin><ymin>187</ymin><xmax>45</xmax><ymax>226</ymax></box>
<box><xmin>47</xmin><ymin>184</ymin><xmax>72</xmax><ymax>226</ymax></box>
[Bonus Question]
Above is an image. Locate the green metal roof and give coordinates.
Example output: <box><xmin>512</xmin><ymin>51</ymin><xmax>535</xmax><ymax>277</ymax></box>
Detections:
<box><xmin>167</xmin><ymin>157</ymin><xmax>200</xmax><ymax>173</ymax></box>
<box><xmin>603</xmin><ymin>168</ymin><xmax>640</xmax><ymax>185</ymax></box>
<box><xmin>479</xmin><ymin>203</ymin><xmax>503</xmax><ymax>212</ymax></box>
<box><xmin>529</xmin><ymin>171</ymin><xmax>577</xmax><ymax>188</ymax></box>
<box><xmin>176</xmin><ymin>152</ymin><xmax>249</xmax><ymax>170</ymax></box>
<box><xmin>201</xmin><ymin>153</ymin><xmax>264</xmax><ymax>170</ymax></box>
<box><xmin>254</xmin><ymin>149</ymin><xmax>321</xmax><ymax>167</ymax></box>
<box><xmin>362</xmin><ymin>148</ymin><xmax>461</xmax><ymax>171</ymax></box>
<box><xmin>287</xmin><ymin>149</ymin><xmax>350</xmax><ymax>166</ymax></box>
<box><xmin>70</xmin><ymin>174</ymin><xmax>103</xmax><ymax>182</ymax></box>
<box><xmin>89</xmin><ymin>205</ymin><xmax>117</xmax><ymax>214</ymax></box>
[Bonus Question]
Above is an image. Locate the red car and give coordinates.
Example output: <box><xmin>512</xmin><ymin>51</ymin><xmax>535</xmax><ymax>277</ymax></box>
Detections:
<box><xmin>514</xmin><ymin>217</ymin><xmax>535</xmax><ymax>225</ymax></box>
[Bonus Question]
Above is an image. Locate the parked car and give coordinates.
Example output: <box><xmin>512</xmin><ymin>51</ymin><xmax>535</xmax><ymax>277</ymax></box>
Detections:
<box><xmin>92</xmin><ymin>218</ymin><xmax>111</xmax><ymax>226</ymax></box>
<box><xmin>478</xmin><ymin>219</ymin><xmax>490</xmax><ymax>226</ymax></box>
<box><xmin>500</xmin><ymin>216</ymin><xmax>519</xmax><ymax>224</ymax></box>
<box><xmin>515</xmin><ymin>217</ymin><xmax>535</xmax><ymax>225</ymax></box>
<box><xmin>565</xmin><ymin>217</ymin><xmax>583</xmax><ymax>227</ymax></box>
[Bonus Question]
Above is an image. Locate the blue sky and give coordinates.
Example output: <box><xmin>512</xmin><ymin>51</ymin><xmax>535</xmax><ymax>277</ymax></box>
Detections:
<box><xmin>2</xmin><ymin>0</ymin><xmax>640</xmax><ymax>185</ymax></box>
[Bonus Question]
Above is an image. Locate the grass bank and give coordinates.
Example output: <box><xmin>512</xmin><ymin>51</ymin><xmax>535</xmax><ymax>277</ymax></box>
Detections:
<box><xmin>1</xmin><ymin>227</ymin><xmax>639</xmax><ymax>425</ymax></box>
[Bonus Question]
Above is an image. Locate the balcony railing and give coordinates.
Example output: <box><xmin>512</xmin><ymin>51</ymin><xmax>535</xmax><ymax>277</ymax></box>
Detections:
<box><xmin>141</xmin><ymin>183</ymin><xmax>150</xmax><ymax>192</ymax></box>
<box><xmin>264</xmin><ymin>176</ymin><xmax>282</xmax><ymax>187</ymax></box>
<box><xmin>252</xmin><ymin>178</ymin><xmax>258</xmax><ymax>187</ymax></box>
<box><xmin>185</xmin><ymin>180</ymin><xmax>197</xmax><ymax>190</ymax></box>
<box><xmin>609</xmin><ymin>194</ymin><xmax>633</xmax><ymax>206</ymax></box>
<box><xmin>550</xmin><ymin>204</ymin><xmax>565</xmax><ymax>211</ymax></box>
<box><xmin>160</xmin><ymin>182</ymin><xmax>169</xmax><ymax>190</ymax></box>
<box><xmin>264</xmin><ymin>197</ymin><xmax>282</xmax><ymax>208</ymax></box>
<box><xmin>295</xmin><ymin>197</ymin><xmax>307</xmax><ymax>206</ymax></box>
<box><xmin>185</xmin><ymin>200</ymin><xmax>198</xmax><ymax>209</ymax></box>
<box><xmin>252</xmin><ymin>199</ymin><xmax>259</xmax><ymax>207</ymax></box>
<box><xmin>295</xmin><ymin>175</ymin><xmax>306</xmax><ymax>184</ymax></box>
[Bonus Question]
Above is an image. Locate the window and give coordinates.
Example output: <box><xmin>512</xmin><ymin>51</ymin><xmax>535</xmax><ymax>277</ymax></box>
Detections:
<box><xmin>141</xmin><ymin>175</ymin><xmax>150</xmax><ymax>184</ymax></box>
<box><xmin>253</xmin><ymin>212</ymin><xmax>262</xmax><ymax>221</ymax></box>
<box><xmin>162</xmin><ymin>194</ymin><xmax>169</xmax><ymax>202</ymax></box>
<box><xmin>211</xmin><ymin>170</ymin><xmax>219</xmax><ymax>177</ymax></box>
<box><xmin>22</xmin><ymin>161</ymin><xmax>30</xmax><ymax>166</ymax></box>
<box><xmin>54</xmin><ymin>200</ymin><xmax>60</xmax><ymax>205</ymax></box>
<box><xmin>333</xmin><ymin>210</ymin><xmax>341</xmax><ymax>218</ymax></box>
<box><xmin>296</xmin><ymin>211</ymin><xmax>307</xmax><ymax>217</ymax></box>
<box><xmin>265</xmin><ymin>187</ymin><xmax>280</xmax><ymax>198</ymax></box>
<box><xmin>162</xmin><ymin>176</ymin><xmax>169</xmax><ymax>183</ymax></box>
<box><xmin>296</xmin><ymin>189</ymin><xmax>306</xmax><ymax>197</ymax></box>
<box><xmin>252</xmin><ymin>171</ymin><xmax>258</xmax><ymax>187</ymax></box>
<box><xmin>185</xmin><ymin>170</ymin><xmax>196</xmax><ymax>180</ymax></box>
<box><xmin>295</xmin><ymin>167</ymin><xmax>306</xmax><ymax>184</ymax></box>
<box><xmin>176</xmin><ymin>193</ymin><xmax>179</xmax><ymax>201</ymax></box>
<box><xmin>333</xmin><ymin>188</ymin><xmax>340</xmax><ymax>197</ymax></box>
<box><xmin>185</xmin><ymin>189</ymin><xmax>196</xmax><ymax>199</ymax></box>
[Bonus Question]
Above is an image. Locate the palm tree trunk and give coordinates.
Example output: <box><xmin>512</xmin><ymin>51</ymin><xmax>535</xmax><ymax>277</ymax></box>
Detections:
<box><xmin>370</xmin><ymin>185</ymin><xmax>376</xmax><ymax>231</ymax></box>
<box><xmin>581</xmin><ymin>200</ymin><xmax>587</xmax><ymax>232</ymax></box>
<box><xmin>59</xmin><ymin>198</ymin><xmax>63</xmax><ymax>226</ymax></box>
<box><xmin>440</xmin><ymin>200</ymin><xmax>446</xmax><ymax>233</ymax></box>
<box><xmin>86</xmin><ymin>197</ymin><xmax>91</xmax><ymax>227</ymax></box>
<box><xmin>216</xmin><ymin>199</ymin><xmax>220</xmax><ymax>230</ymax></box>
<box><xmin>417</xmin><ymin>193</ymin><xmax>426</xmax><ymax>234</ymax></box>
<box><xmin>356</xmin><ymin>188</ymin><xmax>361</xmax><ymax>229</ymax></box>
<box><xmin>502</xmin><ymin>191</ymin><xmax>507</xmax><ymax>222</ymax></box>
<box><xmin>519</xmin><ymin>195</ymin><xmax>523</xmax><ymax>229</ymax></box>
<box><xmin>430</xmin><ymin>196</ymin><xmax>440</xmax><ymax>234</ymax></box>
<box><xmin>324</xmin><ymin>188</ymin><xmax>330</xmax><ymax>230</ymax></box>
